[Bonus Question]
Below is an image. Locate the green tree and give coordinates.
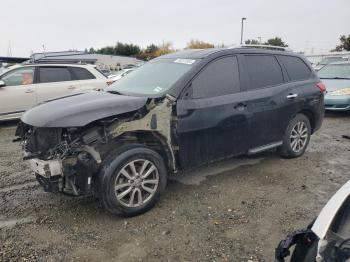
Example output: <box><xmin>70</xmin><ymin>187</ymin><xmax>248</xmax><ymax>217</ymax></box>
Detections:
<box><xmin>186</xmin><ymin>39</ymin><xmax>214</xmax><ymax>49</ymax></box>
<box><xmin>145</xmin><ymin>44</ymin><xmax>159</xmax><ymax>54</ymax></box>
<box><xmin>244</xmin><ymin>39</ymin><xmax>260</xmax><ymax>45</ymax></box>
<box><xmin>332</xmin><ymin>35</ymin><xmax>350</xmax><ymax>52</ymax></box>
<box><xmin>96</xmin><ymin>42</ymin><xmax>141</xmax><ymax>56</ymax></box>
<box><xmin>264</xmin><ymin>37</ymin><xmax>288</xmax><ymax>47</ymax></box>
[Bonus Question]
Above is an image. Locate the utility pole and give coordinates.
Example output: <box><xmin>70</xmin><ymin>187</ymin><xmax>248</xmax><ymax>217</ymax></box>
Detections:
<box><xmin>258</xmin><ymin>36</ymin><xmax>262</xmax><ymax>44</ymax></box>
<box><xmin>7</xmin><ymin>41</ymin><xmax>12</xmax><ymax>57</ymax></box>
<box><xmin>42</xmin><ymin>44</ymin><xmax>46</xmax><ymax>57</ymax></box>
<box><xmin>240</xmin><ymin>17</ymin><xmax>246</xmax><ymax>44</ymax></box>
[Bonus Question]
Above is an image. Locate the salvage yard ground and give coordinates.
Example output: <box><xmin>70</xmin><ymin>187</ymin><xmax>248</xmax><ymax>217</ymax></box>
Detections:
<box><xmin>0</xmin><ymin>113</ymin><xmax>349</xmax><ymax>261</ymax></box>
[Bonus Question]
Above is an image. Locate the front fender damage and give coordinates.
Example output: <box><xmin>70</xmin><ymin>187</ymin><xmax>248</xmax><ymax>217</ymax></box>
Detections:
<box><xmin>108</xmin><ymin>94</ymin><xmax>177</xmax><ymax>172</ymax></box>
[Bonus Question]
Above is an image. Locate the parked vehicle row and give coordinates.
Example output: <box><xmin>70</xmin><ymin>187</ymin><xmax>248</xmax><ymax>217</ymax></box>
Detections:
<box><xmin>14</xmin><ymin>47</ymin><xmax>325</xmax><ymax>216</ymax></box>
<box><xmin>0</xmin><ymin>64</ymin><xmax>108</xmax><ymax>121</ymax></box>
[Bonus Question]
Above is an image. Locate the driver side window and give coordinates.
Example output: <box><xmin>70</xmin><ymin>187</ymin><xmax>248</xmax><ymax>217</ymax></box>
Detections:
<box><xmin>1</xmin><ymin>67</ymin><xmax>35</xmax><ymax>87</ymax></box>
<box><xmin>190</xmin><ymin>56</ymin><xmax>240</xmax><ymax>99</ymax></box>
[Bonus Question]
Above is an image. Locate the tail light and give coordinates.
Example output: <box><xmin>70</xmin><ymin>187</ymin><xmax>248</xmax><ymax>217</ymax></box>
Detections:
<box><xmin>106</xmin><ymin>79</ymin><xmax>114</xmax><ymax>86</ymax></box>
<box><xmin>316</xmin><ymin>82</ymin><xmax>326</xmax><ymax>93</ymax></box>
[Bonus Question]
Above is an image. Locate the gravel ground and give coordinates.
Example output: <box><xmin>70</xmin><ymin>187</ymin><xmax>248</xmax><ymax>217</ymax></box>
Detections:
<box><xmin>0</xmin><ymin>112</ymin><xmax>349</xmax><ymax>262</ymax></box>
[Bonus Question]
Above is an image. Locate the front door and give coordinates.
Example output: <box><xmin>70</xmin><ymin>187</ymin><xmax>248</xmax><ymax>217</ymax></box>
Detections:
<box><xmin>176</xmin><ymin>56</ymin><xmax>250</xmax><ymax>169</ymax></box>
<box><xmin>0</xmin><ymin>66</ymin><xmax>37</xmax><ymax>120</ymax></box>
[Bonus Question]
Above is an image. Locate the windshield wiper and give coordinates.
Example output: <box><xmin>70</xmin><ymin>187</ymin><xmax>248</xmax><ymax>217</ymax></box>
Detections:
<box><xmin>320</xmin><ymin>77</ymin><xmax>350</xmax><ymax>80</ymax></box>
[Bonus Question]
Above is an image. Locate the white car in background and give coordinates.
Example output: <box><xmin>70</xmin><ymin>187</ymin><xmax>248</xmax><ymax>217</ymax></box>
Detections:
<box><xmin>0</xmin><ymin>64</ymin><xmax>108</xmax><ymax>121</ymax></box>
<box><xmin>106</xmin><ymin>68</ymin><xmax>135</xmax><ymax>86</ymax></box>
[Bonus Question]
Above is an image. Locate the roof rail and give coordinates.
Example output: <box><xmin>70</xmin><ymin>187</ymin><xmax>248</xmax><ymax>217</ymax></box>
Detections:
<box><xmin>228</xmin><ymin>44</ymin><xmax>292</xmax><ymax>52</ymax></box>
<box><xmin>26</xmin><ymin>60</ymin><xmax>93</xmax><ymax>65</ymax></box>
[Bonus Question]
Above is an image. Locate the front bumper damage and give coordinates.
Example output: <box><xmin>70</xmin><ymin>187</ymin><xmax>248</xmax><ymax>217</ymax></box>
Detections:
<box><xmin>27</xmin><ymin>153</ymin><xmax>96</xmax><ymax>196</ymax></box>
<box><xmin>28</xmin><ymin>158</ymin><xmax>64</xmax><ymax>192</ymax></box>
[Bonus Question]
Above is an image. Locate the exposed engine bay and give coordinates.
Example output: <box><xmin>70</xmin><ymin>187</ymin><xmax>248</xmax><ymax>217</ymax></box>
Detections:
<box><xmin>14</xmin><ymin>95</ymin><xmax>177</xmax><ymax>196</ymax></box>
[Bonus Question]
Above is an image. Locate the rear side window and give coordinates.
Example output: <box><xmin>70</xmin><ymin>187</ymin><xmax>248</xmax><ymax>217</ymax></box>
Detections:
<box><xmin>70</xmin><ymin>67</ymin><xmax>96</xmax><ymax>80</ymax></box>
<box><xmin>39</xmin><ymin>67</ymin><xmax>72</xmax><ymax>83</ymax></box>
<box><xmin>279</xmin><ymin>56</ymin><xmax>311</xmax><ymax>81</ymax></box>
<box><xmin>192</xmin><ymin>56</ymin><xmax>240</xmax><ymax>99</ymax></box>
<box><xmin>245</xmin><ymin>55</ymin><xmax>284</xmax><ymax>90</ymax></box>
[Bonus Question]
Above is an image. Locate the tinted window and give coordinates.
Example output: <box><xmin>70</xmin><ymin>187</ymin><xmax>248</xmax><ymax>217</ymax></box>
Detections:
<box><xmin>1</xmin><ymin>67</ymin><xmax>35</xmax><ymax>86</ymax></box>
<box><xmin>71</xmin><ymin>67</ymin><xmax>95</xmax><ymax>80</ymax></box>
<box><xmin>245</xmin><ymin>55</ymin><xmax>284</xmax><ymax>90</ymax></box>
<box><xmin>279</xmin><ymin>56</ymin><xmax>311</xmax><ymax>81</ymax></box>
<box><xmin>192</xmin><ymin>56</ymin><xmax>240</xmax><ymax>99</ymax></box>
<box><xmin>39</xmin><ymin>67</ymin><xmax>72</xmax><ymax>83</ymax></box>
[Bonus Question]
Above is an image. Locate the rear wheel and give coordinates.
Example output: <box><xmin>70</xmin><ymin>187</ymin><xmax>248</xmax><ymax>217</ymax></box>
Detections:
<box><xmin>99</xmin><ymin>145</ymin><xmax>167</xmax><ymax>216</ymax></box>
<box><xmin>279</xmin><ymin>114</ymin><xmax>311</xmax><ymax>158</ymax></box>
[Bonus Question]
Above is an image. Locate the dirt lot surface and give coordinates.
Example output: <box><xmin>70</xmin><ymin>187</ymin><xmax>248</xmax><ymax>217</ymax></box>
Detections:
<box><xmin>1</xmin><ymin>113</ymin><xmax>349</xmax><ymax>262</ymax></box>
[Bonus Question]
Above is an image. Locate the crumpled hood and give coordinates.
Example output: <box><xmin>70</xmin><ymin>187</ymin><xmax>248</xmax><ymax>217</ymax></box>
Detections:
<box><xmin>322</xmin><ymin>79</ymin><xmax>350</xmax><ymax>92</ymax></box>
<box><xmin>21</xmin><ymin>91</ymin><xmax>148</xmax><ymax>127</ymax></box>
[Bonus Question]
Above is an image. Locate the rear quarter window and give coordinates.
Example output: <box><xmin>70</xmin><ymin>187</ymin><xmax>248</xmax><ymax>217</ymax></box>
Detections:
<box><xmin>70</xmin><ymin>67</ymin><xmax>96</xmax><ymax>80</ymax></box>
<box><xmin>278</xmin><ymin>55</ymin><xmax>311</xmax><ymax>81</ymax></box>
<box><xmin>245</xmin><ymin>55</ymin><xmax>284</xmax><ymax>90</ymax></box>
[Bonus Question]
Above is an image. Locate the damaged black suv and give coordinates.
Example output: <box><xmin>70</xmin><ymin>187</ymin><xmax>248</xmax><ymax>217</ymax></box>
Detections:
<box><xmin>15</xmin><ymin>47</ymin><xmax>325</xmax><ymax>216</ymax></box>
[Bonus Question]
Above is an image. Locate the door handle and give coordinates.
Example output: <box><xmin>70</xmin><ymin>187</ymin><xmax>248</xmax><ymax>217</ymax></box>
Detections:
<box><xmin>68</xmin><ymin>86</ymin><xmax>76</xmax><ymax>90</ymax></box>
<box><xmin>286</xmin><ymin>93</ymin><xmax>298</xmax><ymax>99</ymax></box>
<box><xmin>234</xmin><ymin>103</ymin><xmax>247</xmax><ymax>111</ymax></box>
<box><xmin>25</xmin><ymin>89</ymin><xmax>34</xmax><ymax>93</ymax></box>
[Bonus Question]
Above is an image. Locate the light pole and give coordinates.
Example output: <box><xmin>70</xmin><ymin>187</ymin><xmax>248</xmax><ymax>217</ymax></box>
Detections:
<box><xmin>240</xmin><ymin>17</ymin><xmax>246</xmax><ymax>45</ymax></box>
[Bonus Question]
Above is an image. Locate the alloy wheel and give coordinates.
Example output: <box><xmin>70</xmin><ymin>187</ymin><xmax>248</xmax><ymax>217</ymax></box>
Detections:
<box><xmin>290</xmin><ymin>121</ymin><xmax>308</xmax><ymax>153</ymax></box>
<box><xmin>114</xmin><ymin>159</ymin><xmax>159</xmax><ymax>208</ymax></box>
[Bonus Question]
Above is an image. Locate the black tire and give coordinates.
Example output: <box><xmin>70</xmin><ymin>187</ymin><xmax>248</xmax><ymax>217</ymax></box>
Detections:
<box><xmin>98</xmin><ymin>144</ymin><xmax>167</xmax><ymax>217</ymax></box>
<box><xmin>278</xmin><ymin>114</ymin><xmax>311</xmax><ymax>158</ymax></box>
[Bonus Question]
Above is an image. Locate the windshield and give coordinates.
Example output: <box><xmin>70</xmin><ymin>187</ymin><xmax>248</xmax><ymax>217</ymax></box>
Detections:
<box><xmin>318</xmin><ymin>64</ymin><xmax>350</xmax><ymax>79</ymax></box>
<box><xmin>319</xmin><ymin>57</ymin><xmax>348</xmax><ymax>65</ymax></box>
<box><xmin>109</xmin><ymin>59</ymin><xmax>196</xmax><ymax>95</ymax></box>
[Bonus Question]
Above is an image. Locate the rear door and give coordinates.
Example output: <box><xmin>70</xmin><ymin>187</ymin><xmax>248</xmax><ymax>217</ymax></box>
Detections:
<box><xmin>240</xmin><ymin>54</ymin><xmax>296</xmax><ymax>149</ymax></box>
<box><xmin>0</xmin><ymin>66</ymin><xmax>37</xmax><ymax>119</ymax></box>
<box><xmin>70</xmin><ymin>66</ymin><xmax>106</xmax><ymax>91</ymax></box>
<box><xmin>176</xmin><ymin>55</ymin><xmax>250</xmax><ymax>169</ymax></box>
<box><xmin>36</xmin><ymin>66</ymin><xmax>78</xmax><ymax>102</ymax></box>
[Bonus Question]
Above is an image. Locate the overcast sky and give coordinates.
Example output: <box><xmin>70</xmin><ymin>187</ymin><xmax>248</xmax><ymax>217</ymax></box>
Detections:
<box><xmin>1</xmin><ymin>0</ymin><xmax>349</xmax><ymax>57</ymax></box>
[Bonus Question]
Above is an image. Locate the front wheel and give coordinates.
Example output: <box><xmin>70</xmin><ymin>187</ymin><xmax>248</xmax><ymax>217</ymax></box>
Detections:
<box><xmin>99</xmin><ymin>145</ymin><xmax>167</xmax><ymax>216</ymax></box>
<box><xmin>278</xmin><ymin>114</ymin><xmax>311</xmax><ymax>158</ymax></box>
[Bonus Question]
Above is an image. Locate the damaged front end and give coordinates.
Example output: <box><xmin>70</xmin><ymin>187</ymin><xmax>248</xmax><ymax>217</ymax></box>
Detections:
<box><xmin>15</xmin><ymin>123</ymin><xmax>102</xmax><ymax>195</ymax></box>
<box><xmin>15</xmin><ymin>95</ymin><xmax>177</xmax><ymax>197</ymax></box>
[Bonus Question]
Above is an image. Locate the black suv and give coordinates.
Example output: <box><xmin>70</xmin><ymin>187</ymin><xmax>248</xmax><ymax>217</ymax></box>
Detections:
<box><xmin>15</xmin><ymin>47</ymin><xmax>325</xmax><ymax>216</ymax></box>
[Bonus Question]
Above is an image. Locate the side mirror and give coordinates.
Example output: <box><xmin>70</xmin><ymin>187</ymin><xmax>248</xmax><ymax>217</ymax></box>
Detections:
<box><xmin>0</xmin><ymin>80</ymin><xmax>5</xmax><ymax>88</ymax></box>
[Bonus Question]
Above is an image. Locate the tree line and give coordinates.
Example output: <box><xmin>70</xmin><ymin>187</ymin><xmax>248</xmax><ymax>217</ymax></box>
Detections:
<box><xmin>85</xmin><ymin>40</ymin><xmax>215</xmax><ymax>61</ymax></box>
<box><xmin>85</xmin><ymin>35</ymin><xmax>350</xmax><ymax>60</ymax></box>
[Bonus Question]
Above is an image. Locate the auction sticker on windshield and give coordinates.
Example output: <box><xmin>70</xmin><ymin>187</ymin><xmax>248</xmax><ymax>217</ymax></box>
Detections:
<box><xmin>174</xmin><ymin>59</ymin><xmax>196</xmax><ymax>65</ymax></box>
